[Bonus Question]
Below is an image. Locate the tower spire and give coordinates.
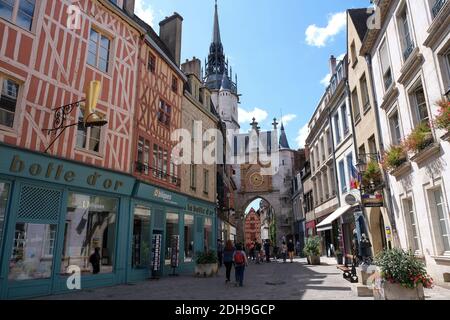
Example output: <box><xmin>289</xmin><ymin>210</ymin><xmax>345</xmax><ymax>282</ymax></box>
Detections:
<box><xmin>213</xmin><ymin>0</ymin><xmax>221</xmax><ymax>45</ymax></box>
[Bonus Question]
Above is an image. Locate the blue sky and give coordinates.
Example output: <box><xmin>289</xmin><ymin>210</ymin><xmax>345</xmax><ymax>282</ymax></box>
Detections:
<box><xmin>135</xmin><ymin>0</ymin><xmax>372</xmax><ymax>149</ymax></box>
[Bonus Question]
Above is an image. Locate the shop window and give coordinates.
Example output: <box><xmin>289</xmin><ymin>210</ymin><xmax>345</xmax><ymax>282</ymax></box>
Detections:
<box><xmin>87</xmin><ymin>28</ymin><xmax>111</xmax><ymax>73</ymax></box>
<box><xmin>61</xmin><ymin>193</ymin><xmax>118</xmax><ymax>275</ymax></box>
<box><xmin>132</xmin><ymin>205</ymin><xmax>151</xmax><ymax>269</ymax></box>
<box><xmin>9</xmin><ymin>223</ymin><xmax>56</xmax><ymax>280</ymax></box>
<box><xmin>76</xmin><ymin>108</ymin><xmax>103</xmax><ymax>153</ymax></box>
<box><xmin>204</xmin><ymin>217</ymin><xmax>213</xmax><ymax>252</ymax></box>
<box><xmin>184</xmin><ymin>215</ymin><xmax>194</xmax><ymax>262</ymax></box>
<box><xmin>0</xmin><ymin>181</ymin><xmax>10</xmax><ymax>245</ymax></box>
<box><xmin>0</xmin><ymin>0</ymin><xmax>36</xmax><ymax>31</ymax></box>
<box><xmin>0</xmin><ymin>77</ymin><xmax>19</xmax><ymax>128</ymax></box>
<box><xmin>165</xmin><ymin>213</ymin><xmax>179</xmax><ymax>265</ymax></box>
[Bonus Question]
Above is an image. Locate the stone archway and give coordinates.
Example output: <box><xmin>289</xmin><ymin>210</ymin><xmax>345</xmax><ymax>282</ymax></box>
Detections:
<box><xmin>368</xmin><ymin>208</ymin><xmax>387</xmax><ymax>255</ymax></box>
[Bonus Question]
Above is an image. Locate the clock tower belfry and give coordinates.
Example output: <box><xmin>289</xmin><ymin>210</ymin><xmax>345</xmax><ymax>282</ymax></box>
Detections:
<box><xmin>204</xmin><ymin>0</ymin><xmax>240</xmax><ymax>131</ymax></box>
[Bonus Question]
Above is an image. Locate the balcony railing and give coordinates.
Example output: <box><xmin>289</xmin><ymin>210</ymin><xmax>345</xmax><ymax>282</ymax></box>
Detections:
<box><xmin>403</xmin><ymin>42</ymin><xmax>415</xmax><ymax>61</ymax></box>
<box><xmin>135</xmin><ymin>162</ymin><xmax>180</xmax><ymax>186</ymax></box>
<box><xmin>432</xmin><ymin>0</ymin><xmax>447</xmax><ymax>18</ymax></box>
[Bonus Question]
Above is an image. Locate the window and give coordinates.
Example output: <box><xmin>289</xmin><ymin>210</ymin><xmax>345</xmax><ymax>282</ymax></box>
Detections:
<box><xmin>368</xmin><ymin>136</ymin><xmax>377</xmax><ymax>156</ymax></box>
<box><xmin>0</xmin><ymin>0</ymin><xmax>35</xmax><ymax>31</ymax></box>
<box><xmin>430</xmin><ymin>188</ymin><xmax>450</xmax><ymax>254</ymax></box>
<box><xmin>360</xmin><ymin>74</ymin><xmax>370</xmax><ymax>111</ymax></box>
<box><xmin>350</xmin><ymin>41</ymin><xmax>357</xmax><ymax>66</ymax></box>
<box><xmin>190</xmin><ymin>164</ymin><xmax>197</xmax><ymax>189</ymax></box>
<box><xmin>412</xmin><ymin>86</ymin><xmax>429</xmax><ymax>125</ymax></box>
<box><xmin>341</xmin><ymin>104</ymin><xmax>349</xmax><ymax>136</ymax></box>
<box><xmin>165</xmin><ymin>213</ymin><xmax>179</xmax><ymax>265</ymax></box>
<box><xmin>339</xmin><ymin>160</ymin><xmax>347</xmax><ymax>194</ymax></box>
<box><xmin>398</xmin><ymin>6</ymin><xmax>414</xmax><ymax>61</ymax></box>
<box><xmin>351</xmin><ymin>88</ymin><xmax>361</xmax><ymax>121</ymax></box>
<box><xmin>0</xmin><ymin>77</ymin><xmax>19</xmax><ymax>128</ymax></box>
<box><xmin>346</xmin><ymin>153</ymin><xmax>353</xmax><ymax>191</ymax></box>
<box><xmin>148</xmin><ymin>53</ymin><xmax>156</xmax><ymax>73</ymax></box>
<box><xmin>184</xmin><ymin>215</ymin><xmax>194</xmax><ymax>262</ymax></box>
<box><xmin>203</xmin><ymin>169</ymin><xmax>209</xmax><ymax>194</ymax></box>
<box><xmin>403</xmin><ymin>198</ymin><xmax>420</xmax><ymax>252</ymax></box>
<box><xmin>137</xmin><ymin>137</ymin><xmax>150</xmax><ymax>174</ymax></box>
<box><xmin>432</xmin><ymin>0</ymin><xmax>446</xmax><ymax>18</ymax></box>
<box><xmin>76</xmin><ymin>108</ymin><xmax>102</xmax><ymax>153</ymax></box>
<box><xmin>334</xmin><ymin>113</ymin><xmax>341</xmax><ymax>145</ymax></box>
<box><xmin>172</xmin><ymin>76</ymin><xmax>178</xmax><ymax>93</ymax></box>
<box><xmin>61</xmin><ymin>193</ymin><xmax>117</xmax><ymax>275</ymax></box>
<box><xmin>131</xmin><ymin>205</ymin><xmax>151</xmax><ymax>269</ymax></box>
<box><xmin>87</xmin><ymin>28</ymin><xmax>111</xmax><ymax>73</ymax></box>
<box><xmin>170</xmin><ymin>158</ymin><xmax>178</xmax><ymax>185</ymax></box>
<box><xmin>379</xmin><ymin>40</ymin><xmax>393</xmax><ymax>91</ymax></box>
<box><xmin>9</xmin><ymin>223</ymin><xmax>57</xmax><ymax>280</ymax></box>
<box><xmin>445</xmin><ymin>51</ymin><xmax>450</xmax><ymax>85</ymax></box>
<box><xmin>389</xmin><ymin>110</ymin><xmax>402</xmax><ymax>145</ymax></box>
<box><xmin>157</xmin><ymin>99</ymin><xmax>171</xmax><ymax>126</ymax></box>
<box><xmin>204</xmin><ymin>217</ymin><xmax>213</xmax><ymax>252</ymax></box>
<box><xmin>152</xmin><ymin>144</ymin><xmax>168</xmax><ymax>180</ymax></box>
<box><xmin>0</xmin><ymin>182</ymin><xmax>10</xmax><ymax>245</ymax></box>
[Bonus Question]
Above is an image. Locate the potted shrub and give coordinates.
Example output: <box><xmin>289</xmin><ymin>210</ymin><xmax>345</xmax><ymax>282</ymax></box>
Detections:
<box><xmin>362</xmin><ymin>161</ymin><xmax>383</xmax><ymax>187</ymax></box>
<box><xmin>194</xmin><ymin>251</ymin><xmax>218</xmax><ymax>277</ymax></box>
<box><xmin>372</xmin><ymin>248</ymin><xmax>433</xmax><ymax>300</ymax></box>
<box><xmin>303</xmin><ymin>236</ymin><xmax>321</xmax><ymax>265</ymax></box>
<box><xmin>433</xmin><ymin>99</ymin><xmax>450</xmax><ymax>139</ymax></box>
<box><xmin>335</xmin><ymin>249</ymin><xmax>344</xmax><ymax>265</ymax></box>
<box><xmin>381</xmin><ymin>145</ymin><xmax>408</xmax><ymax>172</ymax></box>
<box><xmin>404</xmin><ymin>123</ymin><xmax>434</xmax><ymax>154</ymax></box>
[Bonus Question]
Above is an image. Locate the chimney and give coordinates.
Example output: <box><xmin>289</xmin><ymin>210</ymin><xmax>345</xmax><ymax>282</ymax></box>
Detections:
<box><xmin>329</xmin><ymin>55</ymin><xmax>337</xmax><ymax>75</ymax></box>
<box><xmin>181</xmin><ymin>57</ymin><xmax>201</xmax><ymax>79</ymax></box>
<box><xmin>159</xmin><ymin>13</ymin><xmax>183</xmax><ymax>67</ymax></box>
<box><xmin>124</xmin><ymin>0</ymin><xmax>135</xmax><ymax>16</ymax></box>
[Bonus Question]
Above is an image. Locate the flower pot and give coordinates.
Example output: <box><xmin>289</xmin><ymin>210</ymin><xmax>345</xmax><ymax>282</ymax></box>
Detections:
<box><xmin>308</xmin><ymin>255</ymin><xmax>320</xmax><ymax>265</ymax></box>
<box><xmin>195</xmin><ymin>263</ymin><xmax>218</xmax><ymax>277</ymax></box>
<box><xmin>375</xmin><ymin>282</ymin><xmax>425</xmax><ymax>300</ymax></box>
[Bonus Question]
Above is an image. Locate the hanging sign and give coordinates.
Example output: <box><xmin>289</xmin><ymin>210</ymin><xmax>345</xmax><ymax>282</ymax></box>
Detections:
<box><xmin>151</xmin><ymin>234</ymin><xmax>162</xmax><ymax>272</ymax></box>
<box><xmin>361</xmin><ymin>192</ymin><xmax>384</xmax><ymax>207</ymax></box>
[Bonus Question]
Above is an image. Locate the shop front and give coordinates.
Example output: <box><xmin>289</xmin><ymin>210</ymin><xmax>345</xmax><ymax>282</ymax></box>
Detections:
<box><xmin>128</xmin><ymin>183</ymin><xmax>216</xmax><ymax>282</ymax></box>
<box><xmin>0</xmin><ymin>144</ymin><xmax>135</xmax><ymax>300</ymax></box>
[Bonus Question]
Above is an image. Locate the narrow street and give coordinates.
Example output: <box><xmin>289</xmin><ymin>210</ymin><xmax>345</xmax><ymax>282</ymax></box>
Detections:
<box><xmin>37</xmin><ymin>258</ymin><xmax>450</xmax><ymax>300</ymax></box>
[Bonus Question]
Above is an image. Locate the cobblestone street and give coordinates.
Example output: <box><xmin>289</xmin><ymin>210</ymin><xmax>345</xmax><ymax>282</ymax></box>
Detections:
<box><xmin>37</xmin><ymin>258</ymin><xmax>450</xmax><ymax>300</ymax></box>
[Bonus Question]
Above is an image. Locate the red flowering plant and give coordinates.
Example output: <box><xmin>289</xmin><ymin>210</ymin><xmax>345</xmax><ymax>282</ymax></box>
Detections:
<box><xmin>404</xmin><ymin>122</ymin><xmax>434</xmax><ymax>154</ymax></box>
<box><xmin>381</xmin><ymin>145</ymin><xmax>408</xmax><ymax>172</ymax></box>
<box><xmin>433</xmin><ymin>99</ymin><xmax>450</xmax><ymax>133</ymax></box>
<box><xmin>374</xmin><ymin>248</ymin><xmax>434</xmax><ymax>289</ymax></box>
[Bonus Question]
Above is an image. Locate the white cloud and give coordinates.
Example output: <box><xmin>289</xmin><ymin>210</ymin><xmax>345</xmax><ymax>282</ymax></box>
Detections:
<box><xmin>238</xmin><ymin>107</ymin><xmax>269</xmax><ymax>125</ymax></box>
<box><xmin>305</xmin><ymin>12</ymin><xmax>347</xmax><ymax>47</ymax></box>
<box><xmin>135</xmin><ymin>0</ymin><xmax>155</xmax><ymax>28</ymax></box>
<box><xmin>337</xmin><ymin>53</ymin><xmax>346</xmax><ymax>61</ymax></box>
<box><xmin>320</xmin><ymin>73</ymin><xmax>331</xmax><ymax>86</ymax></box>
<box><xmin>296</xmin><ymin>124</ymin><xmax>309</xmax><ymax>148</ymax></box>
<box><xmin>281</xmin><ymin>114</ymin><xmax>297</xmax><ymax>126</ymax></box>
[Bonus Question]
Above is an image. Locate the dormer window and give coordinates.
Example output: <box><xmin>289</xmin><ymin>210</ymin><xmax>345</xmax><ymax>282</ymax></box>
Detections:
<box><xmin>172</xmin><ymin>76</ymin><xmax>178</xmax><ymax>93</ymax></box>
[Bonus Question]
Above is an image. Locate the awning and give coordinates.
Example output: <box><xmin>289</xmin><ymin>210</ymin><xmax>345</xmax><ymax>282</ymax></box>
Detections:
<box><xmin>316</xmin><ymin>205</ymin><xmax>355</xmax><ymax>232</ymax></box>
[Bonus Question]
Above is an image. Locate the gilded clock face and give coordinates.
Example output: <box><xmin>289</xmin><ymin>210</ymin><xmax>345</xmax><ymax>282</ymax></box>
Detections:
<box><xmin>250</xmin><ymin>173</ymin><xmax>264</xmax><ymax>187</ymax></box>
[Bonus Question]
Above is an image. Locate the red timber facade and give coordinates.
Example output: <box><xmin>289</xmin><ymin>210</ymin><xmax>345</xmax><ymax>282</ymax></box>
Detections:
<box><xmin>132</xmin><ymin>17</ymin><xmax>185</xmax><ymax>191</ymax></box>
<box><xmin>0</xmin><ymin>0</ymin><xmax>144</xmax><ymax>172</ymax></box>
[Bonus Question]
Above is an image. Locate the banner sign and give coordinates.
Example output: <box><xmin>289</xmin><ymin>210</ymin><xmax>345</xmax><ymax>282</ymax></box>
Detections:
<box><xmin>152</xmin><ymin>234</ymin><xmax>162</xmax><ymax>272</ymax></box>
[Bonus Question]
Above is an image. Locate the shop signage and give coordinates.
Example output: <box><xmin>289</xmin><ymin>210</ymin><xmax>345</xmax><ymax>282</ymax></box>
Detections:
<box><xmin>361</xmin><ymin>192</ymin><xmax>384</xmax><ymax>207</ymax></box>
<box><xmin>385</xmin><ymin>226</ymin><xmax>392</xmax><ymax>240</ymax></box>
<box><xmin>151</xmin><ymin>234</ymin><xmax>162</xmax><ymax>272</ymax></box>
<box><xmin>0</xmin><ymin>146</ymin><xmax>135</xmax><ymax>196</ymax></box>
<box><xmin>186</xmin><ymin>203</ymin><xmax>215</xmax><ymax>216</ymax></box>
<box><xmin>134</xmin><ymin>183</ymin><xmax>187</xmax><ymax>208</ymax></box>
<box><xmin>344</xmin><ymin>194</ymin><xmax>358</xmax><ymax>206</ymax></box>
<box><xmin>170</xmin><ymin>235</ymin><xmax>180</xmax><ymax>268</ymax></box>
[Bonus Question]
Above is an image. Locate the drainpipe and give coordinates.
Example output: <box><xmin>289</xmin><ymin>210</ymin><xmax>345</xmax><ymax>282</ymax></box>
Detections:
<box><xmin>365</xmin><ymin>53</ymin><xmax>399</xmax><ymax>249</ymax></box>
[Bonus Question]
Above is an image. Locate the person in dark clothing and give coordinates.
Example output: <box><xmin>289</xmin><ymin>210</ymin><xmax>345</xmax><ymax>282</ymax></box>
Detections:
<box><xmin>255</xmin><ymin>242</ymin><xmax>262</xmax><ymax>264</ymax></box>
<box><xmin>263</xmin><ymin>240</ymin><xmax>271</xmax><ymax>263</ymax></box>
<box><xmin>223</xmin><ymin>240</ymin><xmax>235</xmax><ymax>283</ymax></box>
<box><xmin>89</xmin><ymin>247</ymin><xmax>101</xmax><ymax>274</ymax></box>
<box><xmin>287</xmin><ymin>240</ymin><xmax>295</xmax><ymax>263</ymax></box>
<box><xmin>217</xmin><ymin>239</ymin><xmax>224</xmax><ymax>268</ymax></box>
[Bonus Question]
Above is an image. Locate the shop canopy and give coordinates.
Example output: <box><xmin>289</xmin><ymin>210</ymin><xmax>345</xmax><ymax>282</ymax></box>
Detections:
<box><xmin>316</xmin><ymin>204</ymin><xmax>356</xmax><ymax>232</ymax></box>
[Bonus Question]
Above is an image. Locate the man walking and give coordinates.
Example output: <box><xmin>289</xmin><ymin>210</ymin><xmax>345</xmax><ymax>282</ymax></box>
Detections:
<box><xmin>288</xmin><ymin>239</ymin><xmax>295</xmax><ymax>263</ymax></box>
<box><xmin>264</xmin><ymin>240</ymin><xmax>271</xmax><ymax>263</ymax></box>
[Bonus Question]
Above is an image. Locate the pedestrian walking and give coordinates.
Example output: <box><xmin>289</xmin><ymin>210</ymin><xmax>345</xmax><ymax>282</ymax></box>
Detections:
<box><xmin>281</xmin><ymin>241</ymin><xmax>287</xmax><ymax>263</ymax></box>
<box><xmin>233</xmin><ymin>244</ymin><xmax>248</xmax><ymax>287</ymax></box>
<box><xmin>264</xmin><ymin>240</ymin><xmax>271</xmax><ymax>263</ymax></box>
<box><xmin>217</xmin><ymin>239</ymin><xmax>224</xmax><ymax>268</ymax></box>
<box><xmin>295</xmin><ymin>240</ymin><xmax>301</xmax><ymax>256</ymax></box>
<box><xmin>255</xmin><ymin>242</ymin><xmax>262</xmax><ymax>264</ymax></box>
<box><xmin>223</xmin><ymin>240</ymin><xmax>235</xmax><ymax>283</ymax></box>
<box><xmin>288</xmin><ymin>239</ymin><xmax>295</xmax><ymax>263</ymax></box>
